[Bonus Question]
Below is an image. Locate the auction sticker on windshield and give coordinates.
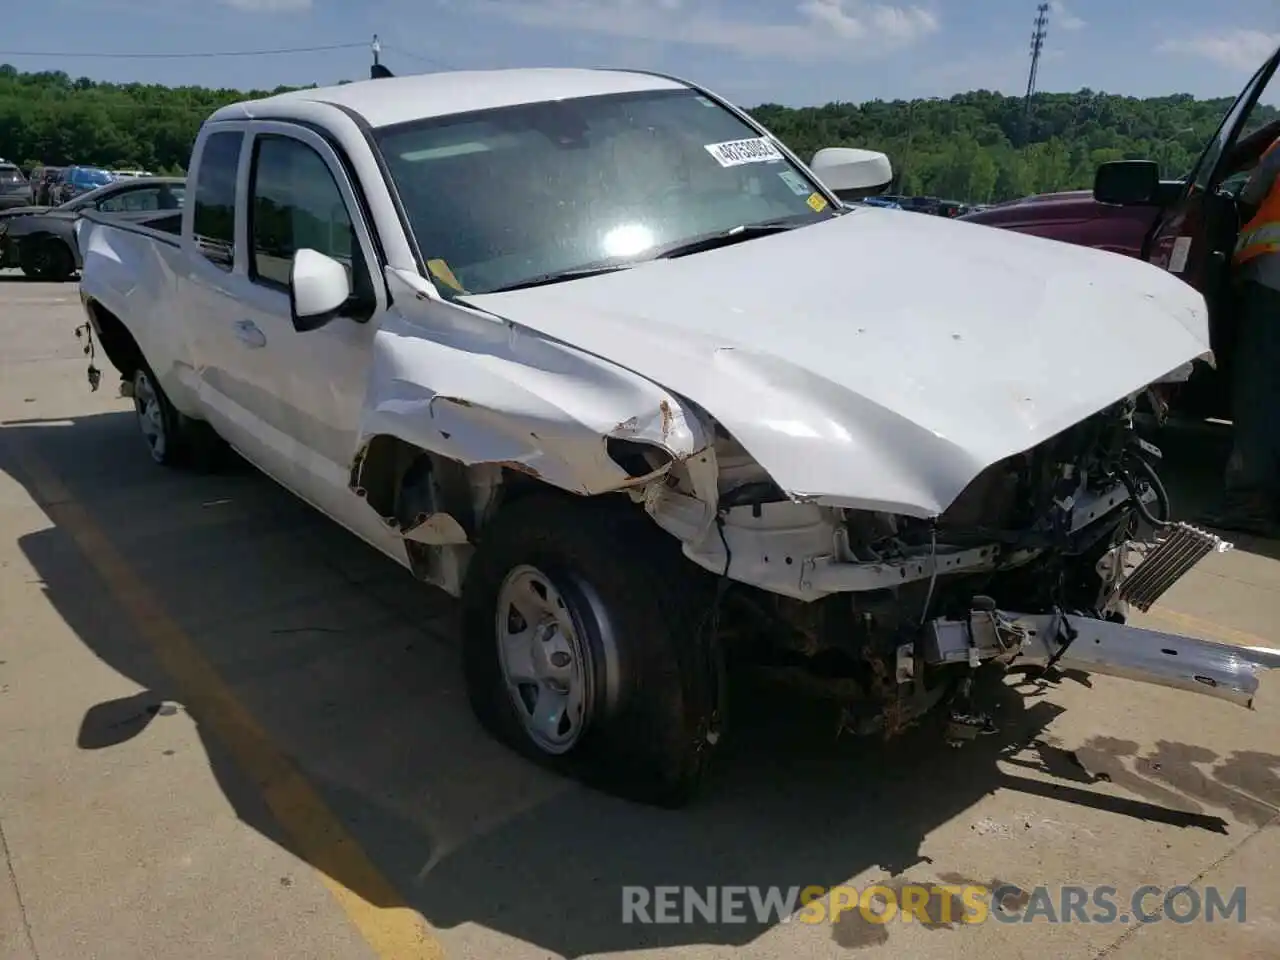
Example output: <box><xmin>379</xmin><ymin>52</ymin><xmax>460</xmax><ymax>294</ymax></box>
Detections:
<box><xmin>705</xmin><ymin>138</ymin><xmax>784</xmax><ymax>167</ymax></box>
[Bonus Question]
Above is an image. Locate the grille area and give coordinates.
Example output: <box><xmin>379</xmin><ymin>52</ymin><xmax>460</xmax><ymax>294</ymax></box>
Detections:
<box><xmin>1118</xmin><ymin>522</ymin><xmax>1232</xmax><ymax>612</ymax></box>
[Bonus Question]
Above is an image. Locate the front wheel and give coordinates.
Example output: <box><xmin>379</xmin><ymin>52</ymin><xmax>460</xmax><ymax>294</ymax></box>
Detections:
<box><xmin>18</xmin><ymin>238</ymin><xmax>75</xmax><ymax>281</ymax></box>
<box><xmin>461</xmin><ymin>494</ymin><xmax>724</xmax><ymax>807</ymax></box>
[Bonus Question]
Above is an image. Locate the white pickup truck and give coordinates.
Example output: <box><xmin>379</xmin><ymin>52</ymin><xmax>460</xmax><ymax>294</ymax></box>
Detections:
<box><xmin>76</xmin><ymin>66</ymin><xmax>1279</xmax><ymax>807</ymax></box>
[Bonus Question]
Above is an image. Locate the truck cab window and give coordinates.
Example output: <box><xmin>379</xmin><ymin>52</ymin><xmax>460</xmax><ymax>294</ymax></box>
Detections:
<box><xmin>248</xmin><ymin>135</ymin><xmax>361</xmax><ymax>294</ymax></box>
<box><xmin>97</xmin><ymin>185</ymin><xmax>185</xmax><ymax>213</ymax></box>
<box><xmin>192</xmin><ymin>131</ymin><xmax>243</xmax><ymax>270</ymax></box>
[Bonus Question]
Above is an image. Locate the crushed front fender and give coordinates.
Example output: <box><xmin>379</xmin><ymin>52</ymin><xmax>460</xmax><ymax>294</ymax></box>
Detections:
<box><xmin>346</xmin><ymin>292</ymin><xmax>714</xmax><ymax>544</ymax></box>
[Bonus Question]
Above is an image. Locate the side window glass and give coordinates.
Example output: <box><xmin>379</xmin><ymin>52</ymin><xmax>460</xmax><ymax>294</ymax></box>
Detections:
<box><xmin>193</xmin><ymin>131</ymin><xmax>243</xmax><ymax>270</ymax></box>
<box><xmin>98</xmin><ymin>189</ymin><xmax>156</xmax><ymax>213</ymax></box>
<box><xmin>1190</xmin><ymin>59</ymin><xmax>1277</xmax><ymax>193</ymax></box>
<box><xmin>1236</xmin><ymin>69</ymin><xmax>1280</xmax><ymax>147</ymax></box>
<box><xmin>249</xmin><ymin>135</ymin><xmax>358</xmax><ymax>289</ymax></box>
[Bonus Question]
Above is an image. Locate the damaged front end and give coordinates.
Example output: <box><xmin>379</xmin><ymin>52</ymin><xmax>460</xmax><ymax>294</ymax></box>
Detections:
<box><xmin>638</xmin><ymin>393</ymin><xmax>1275</xmax><ymax>743</ymax></box>
<box><xmin>343</xmin><ymin>286</ymin><xmax>1273</xmax><ymax>749</ymax></box>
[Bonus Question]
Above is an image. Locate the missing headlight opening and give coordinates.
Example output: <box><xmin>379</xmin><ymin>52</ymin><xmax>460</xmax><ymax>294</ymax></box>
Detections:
<box><xmin>639</xmin><ymin>396</ymin><xmax>1237</xmax><ymax>744</ymax></box>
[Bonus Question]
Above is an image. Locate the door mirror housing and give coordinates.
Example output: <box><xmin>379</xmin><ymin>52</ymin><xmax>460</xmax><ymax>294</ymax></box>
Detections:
<box><xmin>289</xmin><ymin>248</ymin><xmax>352</xmax><ymax>332</ymax></box>
<box><xmin>809</xmin><ymin>148</ymin><xmax>894</xmax><ymax>201</ymax></box>
<box><xmin>1094</xmin><ymin>160</ymin><xmax>1161</xmax><ymax>206</ymax></box>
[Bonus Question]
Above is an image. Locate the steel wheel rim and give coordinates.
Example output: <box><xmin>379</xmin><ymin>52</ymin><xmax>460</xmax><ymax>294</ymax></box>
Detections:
<box><xmin>133</xmin><ymin>370</ymin><xmax>166</xmax><ymax>462</ymax></box>
<box><xmin>494</xmin><ymin>564</ymin><xmax>594</xmax><ymax>755</ymax></box>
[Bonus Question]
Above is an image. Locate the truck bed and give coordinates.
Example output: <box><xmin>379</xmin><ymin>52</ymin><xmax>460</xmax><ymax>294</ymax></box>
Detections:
<box><xmin>76</xmin><ymin>209</ymin><xmax>201</xmax><ymax>417</ymax></box>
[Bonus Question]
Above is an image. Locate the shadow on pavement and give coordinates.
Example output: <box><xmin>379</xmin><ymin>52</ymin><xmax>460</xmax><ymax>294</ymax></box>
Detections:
<box><xmin>0</xmin><ymin>269</ymin><xmax>76</xmax><ymax>284</ymax></box>
<box><xmin>1152</xmin><ymin>418</ymin><xmax>1280</xmax><ymax>562</ymax></box>
<box><xmin>2</xmin><ymin>410</ymin><xmax>1276</xmax><ymax>957</ymax></box>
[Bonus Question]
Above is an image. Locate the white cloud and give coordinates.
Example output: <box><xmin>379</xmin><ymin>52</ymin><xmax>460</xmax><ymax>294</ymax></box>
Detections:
<box><xmin>221</xmin><ymin>0</ymin><xmax>312</xmax><ymax>11</ymax></box>
<box><xmin>1048</xmin><ymin>2</ymin><xmax>1084</xmax><ymax>32</ymax></box>
<box><xmin>800</xmin><ymin>0</ymin><xmax>937</xmax><ymax>41</ymax></box>
<box><xmin>477</xmin><ymin>0</ymin><xmax>939</xmax><ymax>59</ymax></box>
<box><xmin>1158</xmin><ymin>29</ymin><xmax>1280</xmax><ymax>69</ymax></box>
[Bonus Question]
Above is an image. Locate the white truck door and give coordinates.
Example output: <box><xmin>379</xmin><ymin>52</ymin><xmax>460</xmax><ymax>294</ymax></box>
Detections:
<box><xmin>223</xmin><ymin>122</ymin><xmax>407</xmax><ymax>558</ymax></box>
<box><xmin>180</xmin><ymin>124</ymin><xmax>261</xmax><ymax>450</ymax></box>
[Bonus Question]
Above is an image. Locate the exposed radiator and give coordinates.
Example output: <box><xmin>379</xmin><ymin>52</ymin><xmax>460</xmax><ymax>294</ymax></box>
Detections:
<box><xmin>1117</xmin><ymin>522</ymin><xmax>1232</xmax><ymax>612</ymax></box>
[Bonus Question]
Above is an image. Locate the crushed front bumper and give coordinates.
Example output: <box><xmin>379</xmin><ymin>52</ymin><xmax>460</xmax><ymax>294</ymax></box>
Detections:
<box><xmin>914</xmin><ymin>518</ymin><xmax>1278</xmax><ymax>710</ymax></box>
<box><xmin>923</xmin><ymin>607</ymin><xmax>1280</xmax><ymax>709</ymax></box>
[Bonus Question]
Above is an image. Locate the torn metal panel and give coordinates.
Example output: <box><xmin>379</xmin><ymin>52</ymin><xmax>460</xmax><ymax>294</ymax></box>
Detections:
<box><xmin>461</xmin><ymin>209</ymin><xmax>1211</xmax><ymax>518</ymax></box>
<box><xmin>349</xmin><ymin>276</ymin><xmax>712</xmax><ymax>528</ymax></box>
<box><xmin>402</xmin><ymin>512</ymin><xmax>470</xmax><ymax>544</ymax></box>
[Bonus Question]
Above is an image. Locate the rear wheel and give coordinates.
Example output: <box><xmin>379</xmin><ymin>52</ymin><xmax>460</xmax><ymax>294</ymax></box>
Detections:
<box><xmin>131</xmin><ymin>364</ymin><xmax>226</xmax><ymax>470</ymax></box>
<box><xmin>461</xmin><ymin>494</ymin><xmax>725</xmax><ymax>807</ymax></box>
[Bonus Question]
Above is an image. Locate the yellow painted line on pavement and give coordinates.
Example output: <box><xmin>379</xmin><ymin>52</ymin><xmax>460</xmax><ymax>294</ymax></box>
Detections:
<box><xmin>2</xmin><ymin>434</ymin><xmax>444</xmax><ymax>960</ymax></box>
<box><xmin>1143</xmin><ymin>605</ymin><xmax>1276</xmax><ymax>651</ymax></box>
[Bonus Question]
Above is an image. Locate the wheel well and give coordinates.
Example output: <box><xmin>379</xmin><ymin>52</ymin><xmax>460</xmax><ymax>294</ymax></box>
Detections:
<box><xmin>85</xmin><ymin>301</ymin><xmax>144</xmax><ymax>381</ymax></box>
<box><xmin>19</xmin><ymin>232</ymin><xmax>70</xmax><ymax>256</ymax></box>
<box><xmin>350</xmin><ymin>434</ymin><xmax>586</xmax><ymax>542</ymax></box>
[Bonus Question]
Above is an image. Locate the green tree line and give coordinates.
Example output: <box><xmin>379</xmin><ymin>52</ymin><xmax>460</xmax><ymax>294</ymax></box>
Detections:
<box><xmin>0</xmin><ymin>63</ymin><xmax>1267</xmax><ymax>201</ymax></box>
<box><xmin>754</xmin><ymin>90</ymin><xmax>1276</xmax><ymax>201</ymax></box>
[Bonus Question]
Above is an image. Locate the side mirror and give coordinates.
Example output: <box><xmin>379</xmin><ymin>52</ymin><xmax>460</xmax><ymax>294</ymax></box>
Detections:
<box><xmin>1094</xmin><ymin>160</ymin><xmax>1161</xmax><ymax>206</ymax></box>
<box><xmin>289</xmin><ymin>248</ymin><xmax>351</xmax><ymax>332</ymax></box>
<box><xmin>809</xmin><ymin>147</ymin><xmax>893</xmax><ymax>201</ymax></box>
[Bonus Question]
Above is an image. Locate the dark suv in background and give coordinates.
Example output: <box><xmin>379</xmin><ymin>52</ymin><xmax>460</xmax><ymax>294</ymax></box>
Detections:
<box><xmin>0</xmin><ymin>162</ymin><xmax>29</xmax><ymax>210</ymax></box>
<box><xmin>28</xmin><ymin>166</ymin><xmax>67</xmax><ymax>206</ymax></box>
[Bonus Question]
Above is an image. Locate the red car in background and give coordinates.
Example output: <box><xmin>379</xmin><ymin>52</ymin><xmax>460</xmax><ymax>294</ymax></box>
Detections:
<box><xmin>961</xmin><ymin>45</ymin><xmax>1280</xmax><ymax>421</ymax></box>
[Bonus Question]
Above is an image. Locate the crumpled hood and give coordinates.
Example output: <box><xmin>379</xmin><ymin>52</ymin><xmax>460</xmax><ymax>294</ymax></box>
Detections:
<box><xmin>462</xmin><ymin>207</ymin><xmax>1210</xmax><ymax>517</ymax></box>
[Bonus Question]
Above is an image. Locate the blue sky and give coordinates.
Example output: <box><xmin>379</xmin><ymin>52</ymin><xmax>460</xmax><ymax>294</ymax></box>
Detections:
<box><xmin>4</xmin><ymin>0</ymin><xmax>1278</xmax><ymax>106</ymax></box>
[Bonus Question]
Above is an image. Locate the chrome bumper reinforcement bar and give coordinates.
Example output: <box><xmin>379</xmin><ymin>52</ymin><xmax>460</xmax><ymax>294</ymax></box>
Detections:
<box><xmin>924</xmin><ymin>609</ymin><xmax>1280</xmax><ymax>709</ymax></box>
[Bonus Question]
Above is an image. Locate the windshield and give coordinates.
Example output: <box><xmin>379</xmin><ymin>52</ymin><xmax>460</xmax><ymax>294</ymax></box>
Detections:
<box><xmin>374</xmin><ymin>88</ymin><xmax>837</xmax><ymax>295</ymax></box>
<box><xmin>72</xmin><ymin>168</ymin><xmax>113</xmax><ymax>186</ymax></box>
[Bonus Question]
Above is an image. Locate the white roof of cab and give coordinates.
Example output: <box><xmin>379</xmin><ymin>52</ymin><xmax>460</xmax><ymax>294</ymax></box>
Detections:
<box><xmin>209</xmin><ymin>68</ymin><xmax>689</xmax><ymax>130</ymax></box>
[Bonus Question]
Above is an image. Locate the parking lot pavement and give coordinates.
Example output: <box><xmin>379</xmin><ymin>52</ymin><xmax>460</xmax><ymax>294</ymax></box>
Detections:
<box><xmin>1</xmin><ymin>270</ymin><xmax>1277</xmax><ymax>960</ymax></box>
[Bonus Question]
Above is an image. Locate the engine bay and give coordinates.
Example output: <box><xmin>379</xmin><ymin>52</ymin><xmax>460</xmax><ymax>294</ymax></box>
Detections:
<box><xmin>647</xmin><ymin>395</ymin><xmax>1220</xmax><ymax>741</ymax></box>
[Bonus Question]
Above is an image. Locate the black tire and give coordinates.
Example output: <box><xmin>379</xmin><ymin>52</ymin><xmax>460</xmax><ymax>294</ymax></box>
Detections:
<box><xmin>461</xmin><ymin>493</ymin><xmax>725</xmax><ymax>808</ymax></box>
<box><xmin>43</xmin><ymin>239</ymin><xmax>76</xmax><ymax>281</ymax></box>
<box><xmin>18</xmin><ymin>238</ymin><xmax>75</xmax><ymax>282</ymax></box>
<box><xmin>131</xmin><ymin>362</ymin><xmax>227</xmax><ymax>471</ymax></box>
<box><xmin>17</xmin><ymin>240</ymin><xmax>49</xmax><ymax>280</ymax></box>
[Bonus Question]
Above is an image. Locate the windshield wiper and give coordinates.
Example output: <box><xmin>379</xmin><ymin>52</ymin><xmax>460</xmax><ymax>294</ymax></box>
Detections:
<box><xmin>477</xmin><ymin>217</ymin><xmax>815</xmax><ymax>294</ymax></box>
<box><xmin>483</xmin><ymin>262</ymin><xmax>635</xmax><ymax>293</ymax></box>
<box><xmin>650</xmin><ymin>220</ymin><xmax>803</xmax><ymax>260</ymax></box>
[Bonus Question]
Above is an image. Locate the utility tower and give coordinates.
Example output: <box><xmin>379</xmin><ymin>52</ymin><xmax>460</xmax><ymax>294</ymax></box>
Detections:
<box><xmin>370</xmin><ymin>34</ymin><xmax>393</xmax><ymax>79</ymax></box>
<box><xmin>1022</xmin><ymin>3</ymin><xmax>1050</xmax><ymax>139</ymax></box>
